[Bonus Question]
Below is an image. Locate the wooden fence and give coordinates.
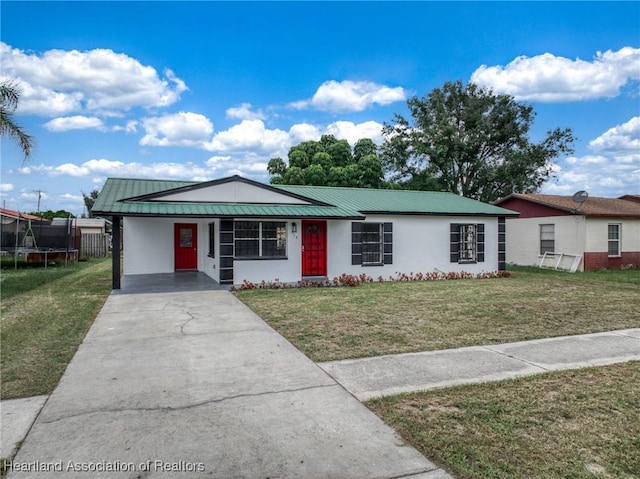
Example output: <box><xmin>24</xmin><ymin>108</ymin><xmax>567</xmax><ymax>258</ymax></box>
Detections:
<box><xmin>81</xmin><ymin>233</ymin><xmax>109</xmax><ymax>257</ymax></box>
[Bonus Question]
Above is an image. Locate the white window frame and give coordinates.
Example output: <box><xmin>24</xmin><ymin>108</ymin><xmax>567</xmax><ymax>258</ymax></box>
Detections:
<box><xmin>608</xmin><ymin>223</ymin><xmax>621</xmax><ymax>257</ymax></box>
<box><xmin>540</xmin><ymin>224</ymin><xmax>555</xmax><ymax>256</ymax></box>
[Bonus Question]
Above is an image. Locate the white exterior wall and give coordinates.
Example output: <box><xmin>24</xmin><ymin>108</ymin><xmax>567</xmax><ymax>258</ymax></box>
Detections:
<box><xmin>504</xmin><ymin>216</ymin><xmax>587</xmax><ymax>270</ymax></box>
<box><xmin>200</xmin><ymin>219</ymin><xmax>219</xmax><ymax>282</ymax></box>
<box><xmin>505</xmin><ymin>215</ymin><xmax>640</xmax><ymax>270</ymax></box>
<box><xmin>621</xmin><ymin>219</ymin><xmax>640</xmax><ymax>252</ymax></box>
<box><xmin>123</xmin><ymin>217</ymin><xmax>176</xmax><ymax>274</ymax></box>
<box><xmin>233</xmin><ymin>219</ymin><xmax>302</xmax><ymax>284</ymax></box>
<box><xmin>123</xmin><ymin>217</ymin><xmax>220</xmax><ymax>279</ymax></box>
<box><xmin>124</xmin><ymin>215</ymin><xmax>503</xmax><ymax>284</ymax></box>
<box><xmin>585</xmin><ymin>218</ymin><xmax>640</xmax><ymax>252</ymax></box>
<box><xmin>327</xmin><ymin>215</ymin><xmax>500</xmax><ymax>278</ymax></box>
<box><xmin>155</xmin><ymin>182</ymin><xmax>309</xmax><ymax>204</ymax></box>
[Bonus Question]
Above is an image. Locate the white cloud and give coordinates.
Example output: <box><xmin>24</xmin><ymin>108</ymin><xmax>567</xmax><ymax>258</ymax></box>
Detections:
<box><xmin>205</xmin><ymin>119</ymin><xmax>384</xmax><ymax>158</ymax></box>
<box><xmin>20</xmin><ymin>158</ymin><xmax>217</xmax><ymax>181</ymax></box>
<box><xmin>288</xmin><ymin>123</ymin><xmax>321</xmax><ymax>144</ymax></box>
<box><xmin>543</xmin><ymin>117</ymin><xmax>640</xmax><ymax>197</ymax></box>
<box><xmin>0</xmin><ymin>183</ymin><xmax>14</xmax><ymax>193</ymax></box>
<box><xmin>20</xmin><ymin>190</ymin><xmax>48</xmax><ymax>201</ymax></box>
<box><xmin>291</xmin><ymin>80</ymin><xmax>407</xmax><ymax>113</ymax></box>
<box><xmin>564</xmin><ymin>155</ymin><xmax>609</xmax><ymax>165</ymax></box>
<box><xmin>44</xmin><ymin>115</ymin><xmax>105</xmax><ymax>132</ymax></box>
<box><xmin>588</xmin><ymin>116</ymin><xmax>640</xmax><ymax>156</ymax></box>
<box><xmin>60</xmin><ymin>193</ymin><xmax>84</xmax><ymax>201</ymax></box>
<box><xmin>205</xmin><ymin>156</ymin><xmax>232</xmax><ymax>168</ymax></box>
<box><xmin>205</xmin><ymin>119</ymin><xmax>290</xmax><ymax>154</ymax></box>
<box><xmin>138</xmin><ymin>114</ymin><xmax>384</xmax><ymax>163</ymax></box>
<box><xmin>0</xmin><ymin>42</ymin><xmax>188</xmax><ymax>116</ymax></box>
<box><xmin>112</xmin><ymin>120</ymin><xmax>139</xmax><ymax>134</ymax></box>
<box><xmin>140</xmin><ymin>112</ymin><xmax>214</xmax><ymax>148</ymax></box>
<box><xmin>325</xmin><ymin>120</ymin><xmax>385</xmax><ymax>145</ymax></box>
<box><xmin>471</xmin><ymin>47</ymin><xmax>640</xmax><ymax>102</ymax></box>
<box><xmin>15</xmin><ymin>155</ymin><xmax>273</xmax><ymax>188</ymax></box>
<box><xmin>226</xmin><ymin>103</ymin><xmax>265</xmax><ymax>121</ymax></box>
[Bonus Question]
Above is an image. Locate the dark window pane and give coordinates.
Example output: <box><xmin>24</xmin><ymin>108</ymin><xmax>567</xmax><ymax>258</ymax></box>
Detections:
<box><xmin>540</xmin><ymin>240</ymin><xmax>555</xmax><ymax>254</ymax></box>
<box><xmin>208</xmin><ymin>223</ymin><xmax>215</xmax><ymax>257</ymax></box>
<box><xmin>459</xmin><ymin>224</ymin><xmax>476</xmax><ymax>262</ymax></box>
<box><xmin>179</xmin><ymin>228</ymin><xmax>192</xmax><ymax>247</ymax></box>
<box><xmin>234</xmin><ymin>221</ymin><xmax>260</xmax><ymax>239</ymax></box>
<box><xmin>261</xmin><ymin>222</ymin><xmax>287</xmax><ymax>257</ymax></box>
<box><xmin>235</xmin><ymin>239</ymin><xmax>259</xmax><ymax>257</ymax></box>
<box><xmin>361</xmin><ymin>223</ymin><xmax>382</xmax><ymax>264</ymax></box>
<box><xmin>262</xmin><ymin>240</ymin><xmax>285</xmax><ymax>257</ymax></box>
<box><xmin>608</xmin><ymin>224</ymin><xmax>620</xmax><ymax>256</ymax></box>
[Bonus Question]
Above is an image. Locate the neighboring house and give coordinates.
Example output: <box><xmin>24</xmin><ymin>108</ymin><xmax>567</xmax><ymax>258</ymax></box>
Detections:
<box><xmin>619</xmin><ymin>194</ymin><xmax>640</xmax><ymax>203</ymax></box>
<box><xmin>0</xmin><ymin>208</ymin><xmax>48</xmax><ymax>250</ymax></box>
<box><xmin>51</xmin><ymin>217</ymin><xmax>110</xmax><ymax>257</ymax></box>
<box><xmin>92</xmin><ymin>175</ymin><xmax>518</xmax><ymax>288</ymax></box>
<box><xmin>51</xmin><ymin>217</ymin><xmax>107</xmax><ymax>234</ymax></box>
<box><xmin>494</xmin><ymin>193</ymin><xmax>640</xmax><ymax>271</ymax></box>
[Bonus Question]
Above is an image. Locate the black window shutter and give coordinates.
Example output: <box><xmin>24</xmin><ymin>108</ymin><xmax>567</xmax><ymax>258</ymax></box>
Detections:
<box><xmin>383</xmin><ymin>222</ymin><xmax>393</xmax><ymax>264</ymax></box>
<box><xmin>351</xmin><ymin>222</ymin><xmax>362</xmax><ymax>265</ymax></box>
<box><xmin>450</xmin><ymin>224</ymin><xmax>460</xmax><ymax>263</ymax></box>
<box><xmin>219</xmin><ymin>220</ymin><xmax>234</xmax><ymax>284</ymax></box>
<box><xmin>476</xmin><ymin>223</ymin><xmax>485</xmax><ymax>263</ymax></box>
<box><xmin>498</xmin><ymin>217</ymin><xmax>506</xmax><ymax>271</ymax></box>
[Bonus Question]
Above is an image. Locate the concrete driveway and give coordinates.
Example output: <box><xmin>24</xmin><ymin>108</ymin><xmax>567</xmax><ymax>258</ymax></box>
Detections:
<box><xmin>8</xmin><ymin>289</ymin><xmax>448</xmax><ymax>478</ymax></box>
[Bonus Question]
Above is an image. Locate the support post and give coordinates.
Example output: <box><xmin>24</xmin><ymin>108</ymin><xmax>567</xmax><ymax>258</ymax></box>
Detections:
<box><xmin>112</xmin><ymin>215</ymin><xmax>121</xmax><ymax>289</ymax></box>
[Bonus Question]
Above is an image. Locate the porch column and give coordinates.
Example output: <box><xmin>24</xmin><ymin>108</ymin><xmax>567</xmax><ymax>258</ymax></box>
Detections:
<box><xmin>112</xmin><ymin>215</ymin><xmax>121</xmax><ymax>289</ymax></box>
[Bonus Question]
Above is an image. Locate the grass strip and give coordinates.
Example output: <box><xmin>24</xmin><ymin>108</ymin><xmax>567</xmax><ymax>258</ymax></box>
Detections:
<box><xmin>1</xmin><ymin>260</ymin><xmax>93</xmax><ymax>300</ymax></box>
<box><xmin>234</xmin><ymin>268</ymin><xmax>640</xmax><ymax>361</ymax></box>
<box><xmin>1</xmin><ymin>258</ymin><xmax>112</xmax><ymax>399</ymax></box>
<box><xmin>367</xmin><ymin>361</ymin><xmax>640</xmax><ymax>479</ymax></box>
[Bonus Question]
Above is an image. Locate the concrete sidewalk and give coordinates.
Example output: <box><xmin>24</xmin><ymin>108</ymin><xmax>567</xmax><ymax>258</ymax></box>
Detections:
<box><xmin>319</xmin><ymin>329</ymin><xmax>640</xmax><ymax>400</ymax></box>
<box><xmin>6</xmin><ymin>291</ymin><xmax>447</xmax><ymax>479</ymax></box>
<box><xmin>1</xmin><ymin>396</ymin><xmax>48</xmax><ymax>459</ymax></box>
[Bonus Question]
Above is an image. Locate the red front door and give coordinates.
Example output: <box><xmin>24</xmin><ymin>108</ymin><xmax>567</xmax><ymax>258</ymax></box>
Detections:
<box><xmin>174</xmin><ymin>223</ymin><xmax>198</xmax><ymax>270</ymax></box>
<box><xmin>302</xmin><ymin>220</ymin><xmax>327</xmax><ymax>277</ymax></box>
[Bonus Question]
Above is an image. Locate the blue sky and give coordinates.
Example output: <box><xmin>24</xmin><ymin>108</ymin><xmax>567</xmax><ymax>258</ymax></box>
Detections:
<box><xmin>1</xmin><ymin>1</ymin><xmax>639</xmax><ymax>215</ymax></box>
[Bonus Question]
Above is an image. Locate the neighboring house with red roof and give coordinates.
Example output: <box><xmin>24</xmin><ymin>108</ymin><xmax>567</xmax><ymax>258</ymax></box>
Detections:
<box><xmin>618</xmin><ymin>194</ymin><xmax>640</xmax><ymax>203</ymax></box>
<box><xmin>494</xmin><ymin>194</ymin><xmax>640</xmax><ymax>271</ymax></box>
<box><xmin>0</xmin><ymin>208</ymin><xmax>45</xmax><ymax>222</ymax></box>
<box><xmin>0</xmin><ymin>208</ymin><xmax>49</xmax><ymax>251</ymax></box>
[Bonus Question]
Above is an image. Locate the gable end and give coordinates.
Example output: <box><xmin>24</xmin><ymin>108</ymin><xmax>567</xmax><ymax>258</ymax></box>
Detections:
<box><xmin>121</xmin><ymin>175</ymin><xmax>335</xmax><ymax>207</ymax></box>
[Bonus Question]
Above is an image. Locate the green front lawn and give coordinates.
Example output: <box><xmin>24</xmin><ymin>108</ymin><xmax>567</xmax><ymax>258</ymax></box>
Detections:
<box><xmin>234</xmin><ymin>267</ymin><xmax>640</xmax><ymax>362</ymax></box>
<box><xmin>1</xmin><ymin>258</ymin><xmax>112</xmax><ymax>399</ymax></box>
<box><xmin>368</xmin><ymin>361</ymin><xmax>640</xmax><ymax>479</ymax></box>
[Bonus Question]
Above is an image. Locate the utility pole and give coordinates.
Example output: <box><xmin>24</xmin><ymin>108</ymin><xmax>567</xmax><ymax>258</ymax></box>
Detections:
<box><xmin>34</xmin><ymin>189</ymin><xmax>45</xmax><ymax>248</ymax></box>
<box><xmin>33</xmin><ymin>189</ymin><xmax>44</xmax><ymax>215</ymax></box>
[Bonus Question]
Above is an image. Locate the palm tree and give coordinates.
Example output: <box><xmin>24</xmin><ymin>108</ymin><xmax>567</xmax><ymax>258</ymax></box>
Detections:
<box><xmin>1</xmin><ymin>80</ymin><xmax>34</xmax><ymax>161</ymax></box>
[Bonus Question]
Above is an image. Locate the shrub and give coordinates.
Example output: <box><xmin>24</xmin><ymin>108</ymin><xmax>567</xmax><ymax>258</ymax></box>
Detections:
<box><xmin>230</xmin><ymin>270</ymin><xmax>510</xmax><ymax>291</ymax></box>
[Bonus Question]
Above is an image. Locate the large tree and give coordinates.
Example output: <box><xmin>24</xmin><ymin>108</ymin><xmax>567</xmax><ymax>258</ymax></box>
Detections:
<box><xmin>82</xmin><ymin>189</ymin><xmax>101</xmax><ymax>217</ymax></box>
<box><xmin>268</xmin><ymin>135</ymin><xmax>385</xmax><ymax>188</ymax></box>
<box><xmin>381</xmin><ymin>81</ymin><xmax>574</xmax><ymax>202</ymax></box>
<box><xmin>29</xmin><ymin>210</ymin><xmax>75</xmax><ymax>220</ymax></box>
<box><xmin>0</xmin><ymin>80</ymin><xmax>34</xmax><ymax>162</ymax></box>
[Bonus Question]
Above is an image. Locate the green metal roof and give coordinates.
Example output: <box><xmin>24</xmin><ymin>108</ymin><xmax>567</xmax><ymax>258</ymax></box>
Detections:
<box><xmin>276</xmin><ymin>184</ymin><xmax>517</xmax><ymax>216</ymax></box>
<box><xmin>92</xmin><ymin>176</ymin><xmax>517</xmax><ymax>218</ymax></box>
<box><xmin>92</xmin><ymin>177</ymin><xmax>363</xmax><ymax>218</ymax></box>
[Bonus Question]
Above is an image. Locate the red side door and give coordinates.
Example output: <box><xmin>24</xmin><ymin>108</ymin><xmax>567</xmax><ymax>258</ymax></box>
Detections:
<box><xmin>174</xmin><ymin>223</ymin><xmax>198</xmax><ymax>270</ymax></box>
<box><xmin>302</xmin><ymin>220</ymin><xmax>327</xmax><ymax>277</ymax></box>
